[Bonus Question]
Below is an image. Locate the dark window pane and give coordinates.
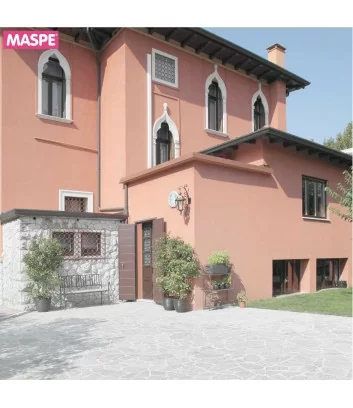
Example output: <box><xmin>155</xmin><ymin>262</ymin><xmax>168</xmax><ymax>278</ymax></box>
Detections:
<box><xmin>254</xmin><ymin>96</ymin><xmax>265</xmax><ymax>131</ymax></box>
<box><xmin>81</xmin><ymin>232</ymin><xmax>101</xmax><ymax>257</ymax></box>
<box><xmin>143</xmin><ymin>252</ymin><xmax>151</xmax><ymax>266</ymax></box>
<box><xmin>52</xmin><ymin>231</ymin><xmax>74</xmax><ymax>256</ymax></box>
<box><xmin>156</xmin><ymin>122</ymin><xmax>171</xmax><ymax>165</ymax></box>
<box><xmin>65</xmin><ymin>197</ymin><xmax>87</xmax><ymax>212</ymax></box>
<box><xmin>308</xmin><ymin>181</ymin><xmax>316</xmax><ymax>216</ymax></box>
<box><xmin>208</xmin><ymin>81</ymin><xmax>222</xmax><ymax>132</ymax></box>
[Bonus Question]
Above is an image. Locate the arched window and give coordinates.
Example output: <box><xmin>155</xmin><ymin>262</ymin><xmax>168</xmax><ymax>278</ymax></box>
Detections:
<box><xmin>205</xmin><ymin>65</ymin><xmax>227</xmax><ymax>135</ymax></box>
<box><xmin>208</xmin><ymin>81</ymin><xmax>223</xmax><ymax>132</ymax></box>
<box><xmin>156</xmin><ymin>122</ymin><xmax>172</xmax><ymax>165</ymax></box>
<box><xmin>38</xmin><ymin>50</ymin><xmax>72</xmax><ymax>122</ymax></box>
<box><xmin>253</xmin><ymin>96</ymin><xmax>265</xmax><ymax>131</ymax></box>
<box><xmin>42</xmin><ymin>57</ymin><xmax>65</xmax><ymax>118</ymax></box>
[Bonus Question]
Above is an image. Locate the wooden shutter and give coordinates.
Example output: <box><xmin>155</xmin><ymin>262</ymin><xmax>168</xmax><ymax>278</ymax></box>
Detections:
<box><xmin>152</xmin><ymin>218</ymin><xmax>165</xmax><ymax>305</ymax></box>
<box><xmin>119</xmin><ymin>224</ymin><xmax>136</xmax><ymax>300</ymax></box>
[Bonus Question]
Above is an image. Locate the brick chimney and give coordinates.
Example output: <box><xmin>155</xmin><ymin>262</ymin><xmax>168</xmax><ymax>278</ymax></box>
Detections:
<box><xmin>267</xmin><ymin>43</ymin><xmax>286</xmax><ymax>68</ymax></box>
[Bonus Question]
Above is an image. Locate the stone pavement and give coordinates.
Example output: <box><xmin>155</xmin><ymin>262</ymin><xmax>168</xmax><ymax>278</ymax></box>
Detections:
<box><xmin>0</xmin><ymin>306</ymin><xmax>27</xmax><ymax>321</ymax></box>
<box><xmin>0</xmin><ymin>302</ymin><xmax>351</xmax><ymax>380</ymax></box>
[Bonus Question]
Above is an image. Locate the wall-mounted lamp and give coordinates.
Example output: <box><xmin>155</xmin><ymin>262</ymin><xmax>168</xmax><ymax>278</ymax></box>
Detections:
<box><xmin>175</xmin><ymin>185</ymin><xmax>191</xmax><ymax>214</ymax></box>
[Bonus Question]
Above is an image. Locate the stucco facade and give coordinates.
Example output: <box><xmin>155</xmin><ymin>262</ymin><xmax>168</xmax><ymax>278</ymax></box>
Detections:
<box><xmin>0</xmin><ymin>27</ymin><xmax>351</xmax><ymax>310</ymax></box>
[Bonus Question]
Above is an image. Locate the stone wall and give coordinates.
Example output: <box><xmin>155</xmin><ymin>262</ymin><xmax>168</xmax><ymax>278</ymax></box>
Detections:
<box><xmin>1</xmin><ymin>215</ymin><xmax>122</xmax><ymax>310</ymax></box>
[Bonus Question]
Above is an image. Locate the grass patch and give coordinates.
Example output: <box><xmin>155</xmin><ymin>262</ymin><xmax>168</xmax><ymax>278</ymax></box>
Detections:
<box><xmin>248</xmin><ymin>288</ymin><xmax>352</xmax><ymax>317</ymax></box>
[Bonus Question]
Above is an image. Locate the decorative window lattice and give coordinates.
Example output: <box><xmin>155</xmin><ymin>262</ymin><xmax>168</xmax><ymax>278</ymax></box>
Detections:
<box><xmin>154</xmin><ymin>52</ymin><xmax>176</xmax><ymax>85</ymax></box>
<box><xmin>52</xmin><ymin>230</ymin><xmax>105</xmax><ymax>259</ymax></box>
<box><xmin>64</xmin><ymin>197</ymin><xmax>87</xmax><ymax>212</ymax></box>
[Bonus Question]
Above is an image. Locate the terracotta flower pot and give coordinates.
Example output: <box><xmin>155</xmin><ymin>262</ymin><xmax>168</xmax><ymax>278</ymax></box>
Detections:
<box><xmin>239</xmin><ymin>301</ymin><xmax>246</xmax><ymax>308</ymax></box>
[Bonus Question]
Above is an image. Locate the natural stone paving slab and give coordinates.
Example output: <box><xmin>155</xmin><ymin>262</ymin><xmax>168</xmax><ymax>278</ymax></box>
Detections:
<box><xmin>0</xmin><ymin>303</ymin><xmax>351</xmax><ymax>380</ymax></box>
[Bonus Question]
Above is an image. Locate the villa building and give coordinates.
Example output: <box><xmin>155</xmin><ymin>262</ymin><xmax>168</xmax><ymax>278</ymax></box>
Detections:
<box><xmin>0</xmin><ymin>27</ymin><xmax>351</xmax><ymax>310</ymax></box>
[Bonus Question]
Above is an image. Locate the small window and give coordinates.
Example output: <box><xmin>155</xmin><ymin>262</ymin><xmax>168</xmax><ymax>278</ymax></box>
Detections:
<box><xmin>208</xmin><ymin>81</ymin><xmax>223</xmax><ymax>132</ymax></box>
<box><xmin>42</xmin><ymin>57</ymin><xmax>66</xmax><ymax>118</ymax></box>
<box><xmin>65</xmin><ymin>197</ymin><xmax>87</xmax><ymax>212</ymax></box>
<box><xmin>302</xmin><ymin>176</ymin><xmax>327</xmax><ymax>218</ymax></box>
<box><xmin>156</xmin><ymin>122</ymin><xmax>172</xmax><ymax>165</ymax></box>
<box><xmin>81</xmin><ymin>232</ymin><xmax>101</xmax><ymax>257</ymax></box>
<box><xmin>152</xmin><ymin>49</ymin><xmax>178</xmax><ymax>88</ymax></box>
<box><xmin>142</xmin><ymin>223</ymin><xmax>152</xmax><ymax>266</ymax></box>
<box><xmin>52</xmin><ymin>231</ymin><xmax>75</xmax><ymax>256</ymax></box>
<box><xmin>253</xmin><ymin>96</ymin><xmax>265</xmax><ymax>131</ymax></box>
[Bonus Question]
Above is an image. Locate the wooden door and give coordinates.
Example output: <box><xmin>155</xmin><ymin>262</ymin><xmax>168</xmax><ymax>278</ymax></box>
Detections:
<box><xmin>119</xmin><ymin>224</ymin><xmax>136</xmax><ymax>300</ymax></box>
<box><xmin>152</xmin><ymin>218</ymin><xmax>165</xmax><ymax>305</ymax></box>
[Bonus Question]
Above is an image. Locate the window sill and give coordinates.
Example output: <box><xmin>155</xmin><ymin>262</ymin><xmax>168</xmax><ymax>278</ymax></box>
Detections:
<box><xmin>37</xmin><ymin>113</ymin><xmax>73</xmax><ymax>124</ymax></box>
<box><xmin>205</xmin><ymin>128</ymin><xmax>228</xmax><ymax>138</ymax></box>
<box><xmin>152</xmin><ymin>79</ymin><xmax>179</xmax><ymax>90</ymax></box>
<box><xmin>302</xmin><ymin>217</ymin><xmax>331</xmax><ymax>223</ymax></box>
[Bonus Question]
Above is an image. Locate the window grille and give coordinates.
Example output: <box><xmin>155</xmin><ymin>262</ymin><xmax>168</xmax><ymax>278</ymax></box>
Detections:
<box><xmin>152</xmin><ymin>50</ymin><xmax>178</xmax><ymax>87</ymax></box>
<box><xmin>64</xmin><ymin>197</ymin><xmax>87</xmax><ymax>212</ymax></box>
<box><xmin>52</xmin><ymin>230</ymin><xmax>105</xmax><ymax>259</ymax></box>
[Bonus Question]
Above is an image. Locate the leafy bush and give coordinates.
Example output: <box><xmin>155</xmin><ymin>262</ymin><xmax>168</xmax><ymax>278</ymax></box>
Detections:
<box><xmin>23</xmin><ymin>237</ymin><xmax>64</xmax><ymax>299</ymax></box>
<box><xmin>154</xmin><ymin>234</ymin><xmax>201</xmax><ymax>299</ymax></box>
<box><xmin>237</xmin><ymin>290</ymin><xmax>248</xmax><ymax>303</ymax></box>
<box><xmin>207</xmin><ymin>251</ymin><xmax>231</xmax><ymax>267</ymax></box>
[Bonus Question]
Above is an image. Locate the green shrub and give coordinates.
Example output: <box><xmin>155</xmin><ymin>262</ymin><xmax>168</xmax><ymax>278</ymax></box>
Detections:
<box><xmin>207</xmin><ymin>250</ymin><xmax>231</xmax><ymax>267</ymax></box>
<box><xmin>23</xmin><ymin>237</ymin><xmax>64</xmax><ymax>299</ymax></box>
<box><xmin>154</xmin><ymin>234</ymin><xmax>201</xmax><ymax>299</ymax></box>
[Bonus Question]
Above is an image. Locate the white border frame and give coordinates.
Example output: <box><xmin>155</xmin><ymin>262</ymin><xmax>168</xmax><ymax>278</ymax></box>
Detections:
<box><xmin>152</xmin><ymin>103</ymin><xmax>180</xmax><ymax>167</ymax></box>
<box><xmin>152</xmin><ymin>48</ymin><xmax>178</xmax><ymax>88</ymax></box>
<box><xmin>251</xmin><ymin>83</ymin><xmax>269</xmax><ymax>131</ymax></box>
<box><xmin>37</xmin><ymin>49</ymin><xmax>72</xmax><ymax>122</ymax></box>
<box><xmin>59</xmin><ymin>190</ymin><xmax>94</xmax><ymax>212</ymax></box>
<box><xmin>205</xmin><ymin>65</ymin><xmax>227</xmax><ymax>136</ymax></box>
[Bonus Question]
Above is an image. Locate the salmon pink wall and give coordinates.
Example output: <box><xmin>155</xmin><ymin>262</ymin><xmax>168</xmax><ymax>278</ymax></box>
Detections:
<box><xmin>123</xmin><ymin>29</ymin><xmax>281</xmax><ymax>175</ymax></box>
<box><xmin>127</xmin><ymin>165</ymin><xmax>196</xmax><ymax>246</ymax></box>
<box><xmin>100</xmin><ymin>31</ymin><xmax>127</xmax><ymax>209</ymax></box>
<box><xmin>194</xmin><ymin>143</ymin><xmax>351</xmax><ymax>305</ymax></box>
<box><xmin>0</xmin><ymin>34</ymin><xmax>98</xmax><ymax>212</ymax></box>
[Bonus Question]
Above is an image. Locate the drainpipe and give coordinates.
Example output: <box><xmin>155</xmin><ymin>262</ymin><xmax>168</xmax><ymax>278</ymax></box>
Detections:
<box><xmin>124</xmin><ymin>184</ymin><xmax>129</xmax><ymax>222</ymax></box>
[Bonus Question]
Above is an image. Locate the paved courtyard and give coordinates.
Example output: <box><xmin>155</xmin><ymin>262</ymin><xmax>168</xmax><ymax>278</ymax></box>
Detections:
<box><xmin>0</xmin><ymin>302</ymin><xmax>351</xmax><ymax>380</ymax></box>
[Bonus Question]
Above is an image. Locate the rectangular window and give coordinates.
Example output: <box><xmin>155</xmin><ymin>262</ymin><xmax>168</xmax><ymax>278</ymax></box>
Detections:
<box><xmin>302</xmin><ymin>176</ymin><xmax>327</xmax><ymax>218</ymax></box>
<box><xmin>152</xmin><ymin>49</ymin><xmax>178</xmax><ymax>88</ymax></box>
<box><xmin>142</xmin><ymin>223</ymin><xmax>152</xmax><ymax>266</ymax></box>
<box><xmin>64</xmin><ymin>197</ymin><xmax>87</xmax><ymax>212</ymax></box>
<box><xmin>316</xmin><ymin>259</ymin><xmax>341</xmax><ymax>290</ymax></box>
<box><xmin>52</xmin><ymin>231</ymin><xmax>75</xmax><ymax>256</ymax></box>
<box><xmin>81</xmin><ymin>232</ymin><xmax>101</xmax><ymax>257</ymax></box>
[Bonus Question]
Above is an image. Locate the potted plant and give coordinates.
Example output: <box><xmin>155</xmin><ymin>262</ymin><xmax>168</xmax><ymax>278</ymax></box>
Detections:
<box><xmin>205</xmin><ymin>251</ymin><xmax>230</xmax><ymax>275</ymax></box>
<box><xmin>23</xmin><ymin>237</ymin><xmax>63</xmax><ymax>312</ymax></box>
<box><xmin>154</xmin><ymin>234</ymin><xmax>200</xmax><ymax>313</ymax></box>
<box><xmin>237</xmin><ymin>290</ymin><xmax>247</xmax><ymax>308</ymax></box>
<box><xmin>212</xmin><ymin>280</ymin><xmax>220</xmax><ymax>290</ymax></box>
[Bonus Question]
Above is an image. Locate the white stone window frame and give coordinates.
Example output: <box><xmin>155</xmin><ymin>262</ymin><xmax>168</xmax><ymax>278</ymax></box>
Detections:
<box><xmin>37</xmin><ymin>49</ymin><xmax>72</xmax><ymax>124</ymax></box>
<box><xmin>152</xmin><ymin>48</ymin><xmax>179</xmax><ymax>89</ymax></box>
<box><xmin>59</xmin><ymin>190</ymin><xmax>94</xmax><ymax>213</ymax></box>
<box><xmin>152</xmin><ymin>103</ymin><xmax>180</xmax><ymax>167</ymax></box>
<box><xmin>51</xmin><ymin>229</ymin><xmax>105</xmax><ymax>260</ymax></box>
<box><xmin>251</xmin><ymin>83</ymin><xmax>269</xmax><ymax>132</ymax></box>
<box><xmin>205</xmin><ymin>65</ymin><xmax>227</xmax><ymax>137</ymax></box>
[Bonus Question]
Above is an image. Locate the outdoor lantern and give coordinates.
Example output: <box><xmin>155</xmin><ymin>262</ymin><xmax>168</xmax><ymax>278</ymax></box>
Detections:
<box><xmin>174</xmin><ymin>185</ymin><xmax>191</xmax><ymax>214</ymax></box>
<box><xmin>175</xmin><ymin>193</ymin><xmax>185</xmax><ymax>213</ymax></box>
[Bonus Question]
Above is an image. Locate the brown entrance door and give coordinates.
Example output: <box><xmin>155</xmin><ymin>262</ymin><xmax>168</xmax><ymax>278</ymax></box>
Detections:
<box><xmin>136</xmin><ymin>218</ymin><xmax>165</xmax><ymax>303</ymax></box>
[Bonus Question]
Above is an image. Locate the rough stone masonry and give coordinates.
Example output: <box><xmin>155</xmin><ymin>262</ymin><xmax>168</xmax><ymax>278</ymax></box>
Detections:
<box><xmin>0</xmin><ymin>215</ymin><xmax>122</xmax><ymax>310</ymax></box>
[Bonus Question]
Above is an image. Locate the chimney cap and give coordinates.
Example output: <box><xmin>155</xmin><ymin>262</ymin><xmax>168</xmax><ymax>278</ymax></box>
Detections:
<box><xmin>267</xmin><ymin>43</ymin><xmax>286</xmax><ymax>52</ymax></box>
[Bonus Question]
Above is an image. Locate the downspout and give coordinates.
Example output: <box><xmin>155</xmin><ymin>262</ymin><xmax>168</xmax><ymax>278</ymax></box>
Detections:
<box><xmin>124</xmin><ymin>184</ymin><xmax>129</xmax><ymax>222</ymax></box>
<box><xmin>86</xmin><ymin>28</ymin><xmax>127</xmax><ymax>217</ymax></box>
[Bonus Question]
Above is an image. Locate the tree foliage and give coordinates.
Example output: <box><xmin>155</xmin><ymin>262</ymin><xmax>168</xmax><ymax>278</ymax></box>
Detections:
<box><xmin>23</xmin><ymin>237</ymin><xmax>64</xmax><ymax>299</ymax></box>
<box><xmin>325</xmin><ymin>167</ymin><xmax>352</xmax><ymax>223</ymax></box>
<box><xmin>153</xmin><ymin>234</ymin><xmax>201</xmax><ymax>299</ymax></box>
<box><xmin>323</xmin><ymin>122</ymin><xmax>352</xmax><ymax>150</ymax></box>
